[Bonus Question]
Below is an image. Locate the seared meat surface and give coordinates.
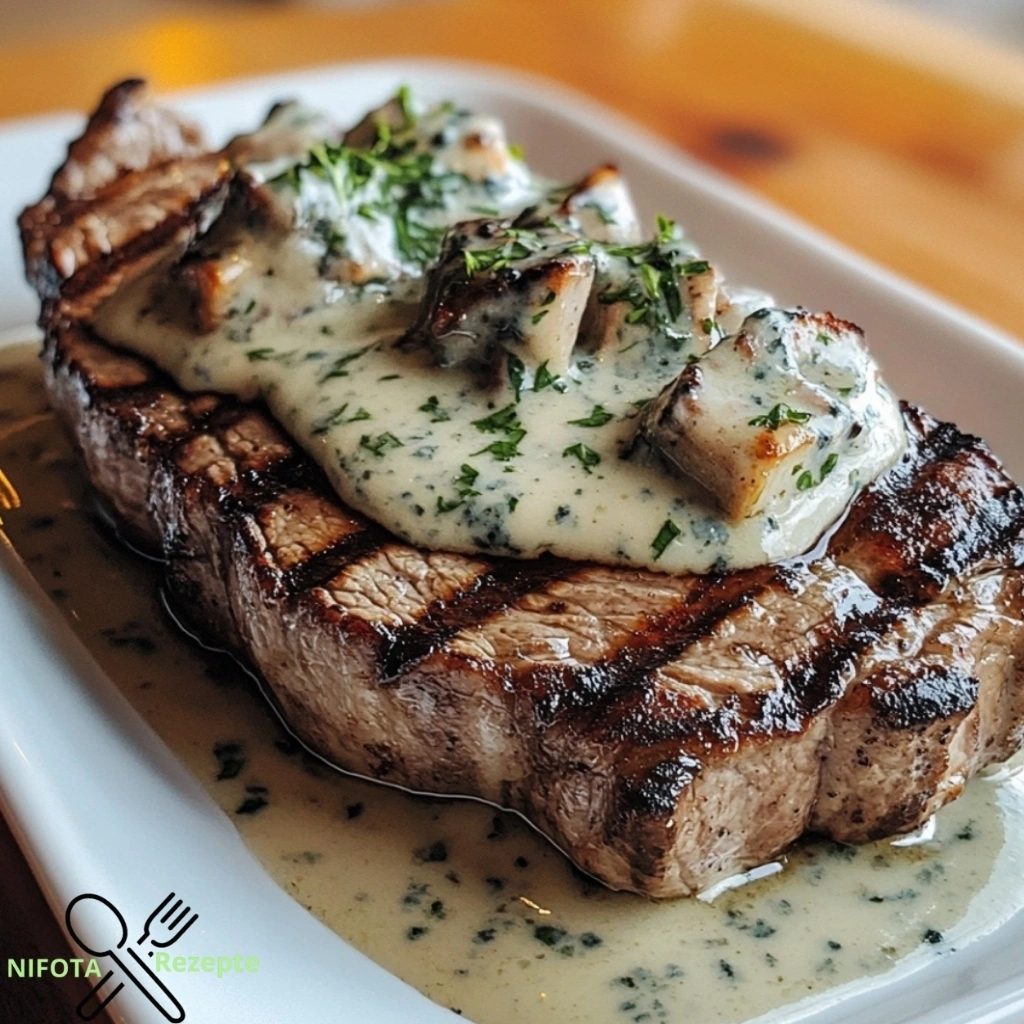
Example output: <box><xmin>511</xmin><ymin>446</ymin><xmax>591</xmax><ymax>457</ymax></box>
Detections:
<box><xmin>22</xmin><ymin>82</ymin><xmax>1024</xmax><ymax>897</ymax></box>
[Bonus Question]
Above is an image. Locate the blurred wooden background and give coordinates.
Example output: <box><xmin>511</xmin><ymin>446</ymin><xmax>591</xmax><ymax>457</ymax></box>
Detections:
<box><xmin>3</xmin><ymin>0</ymin><xmax>1024</xmax><ymax>340</ymax></box>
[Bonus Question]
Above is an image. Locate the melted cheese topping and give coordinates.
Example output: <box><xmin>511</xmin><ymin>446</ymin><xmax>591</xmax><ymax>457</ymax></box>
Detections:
<box><xmin>94</xmin><ymin>95</ymin><xmax>906</xmax><ymax>574</ymax></box>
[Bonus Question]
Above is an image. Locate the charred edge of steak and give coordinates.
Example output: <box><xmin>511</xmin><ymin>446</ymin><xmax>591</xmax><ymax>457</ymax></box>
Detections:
<box><xmin>830</xmin><ymin>403</ymin><xmax>1024</xmax><ymax>601</ymax></box>
<box><xmin>869</xmin><ymin>664</ymin><xmax>980</xmax><ymax>731</ymax></box>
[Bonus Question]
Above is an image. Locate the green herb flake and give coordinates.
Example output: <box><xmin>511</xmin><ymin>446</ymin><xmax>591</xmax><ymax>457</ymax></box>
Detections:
<box><xmin>655</xmin><ymin>214</ymin><xmax>677</xmax><ymax>244</ymax></box>
<box><xmin>531</xmin><ymin>309</ymin><xmax>550</xmax><ymax>326</ymax></box>
<box><xmin>246</xmin><ymin>348</ymin><xmax>275</xmax><ymax>362</ymax></box>
<box><xmin>748</xmin><ymin>403</ymin><xmax>813</xmax><ymax>430</ymax></box>
<box><xmin>472</xmin><ymin>404</ymin><xmax>521</xmax><ymax>434</ymax></box>
<box><xmin>796</xmin><ymin>470</ymin><xmax>815</xmax><ymax>491</ymax></box>
<box><xmin>473</xmin><ymin>432</ymin><xmax>525</xmax><ymax>461</ymax></box>
<box><xmin>320</xmin><ymin>345</ymin><xmax>371</xmax><ymax>381</ymax></box>
<box><xmin>568</xmin><ymin>404</ymin><xmax>614</xmax><ymax>427</ymax></box>
<box><xmin>418</xmin><ymin>395</ymin><xmax>451</xmax><ymax>422</ymax></box>
<box><xmin>563</xmin><ymin>443</ymin><xmax>601</xmax><ymax>474</ymax></box>
<box><xmin>533</xmin><ymin>361</ymin><xmax>558</xmax><ymax>392</ymax></box>
<box><xmin>651</xmin><ymin>519</ymin><xmax>681</xmax><ymax>560</ymax></box>
<box><xmin>820</xmin><ymin>452</ymin><xmax>839</xmax><ymax>479</ymax></box>
<box><xmin>360</xmin><ymin>432</ymin><xmax>404</xmax><ymax>457</ymax></box>
<box><xmin>436</xmin><ymin>496</ymin><xmax>463</xmax><ymax>514</ymax></box>
<box><xmin>534</xmin><ymin>925</ymin><xmax>568</xmax><ymax>947</ymax></box>
<box><xmin>681</xmin><ymin>260</ymin><xmax>710</xmax><ymax>275</ymax></box>
<box><xmin>213</xmin><ymin>741</ymin><xmax>245</xmax><ymax>781</ymax></box>
<box><xmin>507</xmin><ymin>351</ymin><xmax>526</xmax><ymax>401</ymax></box>
<box><xmin>236</xmin><ymin>785</ymin><xmax>269</xmax><ymax>815</ymax></box>
<box><xmin>640</xmin><ymin>263</ymin><xmax>661</xmax><ymax>300</ymax></box>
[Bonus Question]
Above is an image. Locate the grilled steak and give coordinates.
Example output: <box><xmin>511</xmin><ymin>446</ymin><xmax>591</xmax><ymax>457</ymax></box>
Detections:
<box><xmin>22</xmin><ymin>83</ymin><xmax>1024</xmax><ymax>897</ymax></box>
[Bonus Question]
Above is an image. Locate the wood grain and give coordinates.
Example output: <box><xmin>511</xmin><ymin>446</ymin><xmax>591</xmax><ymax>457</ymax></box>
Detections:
<box><xmin>1</xmin><ymin>0</ymin><xmax>1023</xmax><ymax>338</ymax></box>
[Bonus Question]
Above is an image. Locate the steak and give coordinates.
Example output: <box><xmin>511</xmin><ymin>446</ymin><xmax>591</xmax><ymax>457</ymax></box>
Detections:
<box><xmin>22</xmin><ymin>83</ymin><xmax>1024</xmax><ymax>897</ymax></box>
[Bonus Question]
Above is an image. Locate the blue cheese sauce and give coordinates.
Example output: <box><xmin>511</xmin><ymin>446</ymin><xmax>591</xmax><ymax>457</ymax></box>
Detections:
<box><xmin>2</xmin><ymin>341</ymin><xmax>1022</xmax><ymax>1024</ymax></box>
<box><xmin>92</xmin><ymin>93</ymin><xmax>905</xmax><ymax>575</ymax></box>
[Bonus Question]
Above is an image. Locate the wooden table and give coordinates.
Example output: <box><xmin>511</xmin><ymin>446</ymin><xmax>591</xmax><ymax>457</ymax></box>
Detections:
<box><xmin>2</xmin><ymin>0</ymin><xmax>1024</xmax><ymax>1019</ymax></box>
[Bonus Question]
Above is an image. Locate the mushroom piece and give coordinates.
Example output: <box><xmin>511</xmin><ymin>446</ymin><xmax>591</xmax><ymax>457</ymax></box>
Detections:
<box><xmin>635</xmin><ymin>309</ymin><xmax>886</xmax><ymax>522</ymax></box>
<box><xmin>172</xmin><ymin>173</ymin><xmax>294</xmax><ymax>333</ymax></box>
<box><xmin>227</xmin><ymin>100</ymin><xmax>339</xmax><ymax>179</ymax></box>
<box><xmin>557</xmin><ymin>165</ymin><xmax>643</xmax><ymax>244</ymax></box>
<box><xmin>411</xmin><ymin>218</ymin><xmax>595</xmax><ymax>376</ymax></box>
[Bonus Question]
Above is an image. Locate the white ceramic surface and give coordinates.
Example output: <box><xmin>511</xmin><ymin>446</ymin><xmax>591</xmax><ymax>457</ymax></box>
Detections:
<box><xmin>2</xmin><ymin>60</ymin><xmax>1024</xmax><ymax>1024</ymax></box>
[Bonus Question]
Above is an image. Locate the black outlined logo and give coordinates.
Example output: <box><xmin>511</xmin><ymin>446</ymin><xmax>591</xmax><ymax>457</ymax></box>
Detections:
<box><xmin>66</xmin><ymin>891</ymin><xmax>197</xmax><ymax>1022</ymax></box>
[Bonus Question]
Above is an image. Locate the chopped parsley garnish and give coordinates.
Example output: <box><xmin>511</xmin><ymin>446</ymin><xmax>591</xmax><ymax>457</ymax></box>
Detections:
<box><xmin>472</xmin><ymin>404</ymin><xmax>521</xmax><ymax>433</ymax></box>
<box><xmin>360</xmin><ymin>431</ymin><xmax>404</xmax><ymax>457</ymax></box>
<box><xmin>473</xmin><ymin>434</ymin><xmax>525</xmax><ymax>461</ymax></box>
<box><xmin>312</xmin><ymin>405</ymin><xmax>372</xmax><ymax>433</ymax></box>
<box><xmin>748</xmin><ymin>403</ymin><xmax>812</xmax><ymax>429</ymax></box>
<box><xmin>681</xmin><ymin>259</ymin><xmax>710</xmax><ymax>275</ymax></box>
<box><xmin>817</xmin><ymin>332</ymin><xmax>832</xmax><ymax>345</ymax></box>
<box><xmin>319</xmin><ymin>345</ymin><xmax>371</xmax><ymax>381</ymax></box>
<box><xmin>436</xmin><ymin>464</ymin><xmax>482</xmax><ymax>514</ymax></box>
<box><xmin>796</xmin><ymin>453</ymin><xmax>839</xmax><ymax>491</ymax></box>
<box><xmin>562</xmin><ymin>443</ymin><xmax>601</xmax><ymax>474</ymax></box>
<box><xmin>655</xmin><ymin>214</ymin><xmax>678</xmax><ymax>244</ymax></box>
<box><xmin>272</xmin><ymin>99</ymin><xmax>462</xmax><ymax>271</ymax></box>
<box><xmin>507</xmin><ymin>352</ymin><xmax>526</xmax><ymax>401</ymax></box>
<box><xmin>213</xmin><ymin>742</ymin><xmax>245</xmax><ymax>781</ymax></box>
<box><xmin>568</xmin><ymin>404</ymin><xmax>614</xmax><ymax>427</ymax></box>
<box><xmin>471</xmin><ymin>403</ymin><xmax>526</xmax><ymax>461</ymax></box>
<box><xmin>531</xmin><ymin>309</ymin><xmax>549</xmax><ymax>325</ymax></box>
<box><xmin>533</xmin><ymin>362</ymin><xmax>559</xmax><ymax>392</ymax></box>
<box><xmin>651</xmin><ymin>519</ymin><xmax>681</xmax><ymax>560</ymax></box>
<box><xmin>418</xmin><ymin>395</ymin><xmax>451</xmax><ymax>422</ymax></box>
<box><xmin>597</xmin><ymin>228</ymin><xmax>709</xmax><ymax>330</ymax></box>
<box><xmin>463</xmin><ymin>232</ymin><xmax>539</xmax><ymax>275</ymax></box>
<box><xmin>246</xmin><ymin>348</ymin><xmax>275</xmax><ymax>362</ymax></box>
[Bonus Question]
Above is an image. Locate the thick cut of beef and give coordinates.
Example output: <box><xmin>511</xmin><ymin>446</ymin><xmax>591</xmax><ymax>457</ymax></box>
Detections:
<box><xmin>22</xmin><ymin>82</ymin><xmax>1024</xmax><ymax>897</ymax></box>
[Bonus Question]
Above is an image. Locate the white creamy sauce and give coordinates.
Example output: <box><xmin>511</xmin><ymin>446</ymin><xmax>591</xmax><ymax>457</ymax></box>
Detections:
<box><xmin>3</xmin><ymin>344</ymin><xmax>1024</xmax><ymax>1024</ymax></box>
<box><xmin>93</xmin><ymin>94</ymin><xmax>906</xmax><ymax>575</ymax></box>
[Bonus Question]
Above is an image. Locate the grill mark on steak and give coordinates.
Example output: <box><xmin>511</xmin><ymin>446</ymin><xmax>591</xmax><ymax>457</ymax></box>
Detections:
<box><xmin>284</xmin><ymin>525</ymin><xmax>392</xmax><ymax>593</ymax></box>
<box><xmin>830</xmin><ymin>407</ymin><xmax>1024</xmax><ymax>601</ymax></box>
<box><xmin>378</xmin><ymin>555</ymin><xmax>579</xmax><ymax>680</ymax></box>
<box><xmin>526</xmin><ymin>568</ymin><xmax>778</xmax><ymax>724</ymax></box>
<box><xmin>869</xmin><ymin>665</ymin><xmax>980</xmax><ymax>730</ymax></box>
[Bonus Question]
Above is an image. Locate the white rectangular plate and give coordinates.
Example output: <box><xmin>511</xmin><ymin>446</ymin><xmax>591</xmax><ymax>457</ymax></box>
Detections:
<box><xmin>2</xmin><ymin>60</ymin><xmax>1024</xmax><ymax>1024</ymax></box>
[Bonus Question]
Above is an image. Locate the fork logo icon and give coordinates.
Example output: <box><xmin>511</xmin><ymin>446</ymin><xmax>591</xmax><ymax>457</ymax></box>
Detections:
<box><xmin>66</xmin><ymin>891</ymin><xmax>197</xmax><ymax>1022</ymax></box>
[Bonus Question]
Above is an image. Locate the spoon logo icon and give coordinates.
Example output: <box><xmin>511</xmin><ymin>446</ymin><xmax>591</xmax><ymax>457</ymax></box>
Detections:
<box><xmin>66</xmin><ymin>892</ymin><xmax>197</xmax><ymax>1022</ymax></box>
